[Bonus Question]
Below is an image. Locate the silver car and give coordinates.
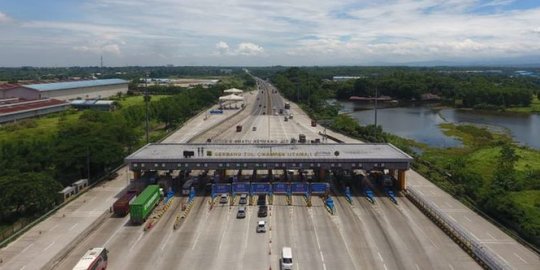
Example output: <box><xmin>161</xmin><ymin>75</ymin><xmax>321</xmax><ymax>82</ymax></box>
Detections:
<box><xmin>237</xmin><ymin>206</ymin><xmax>246</xmax><ymax>219</ymax></box>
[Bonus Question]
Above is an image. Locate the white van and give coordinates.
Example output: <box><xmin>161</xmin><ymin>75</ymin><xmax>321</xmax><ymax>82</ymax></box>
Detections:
<box><xmin>281</xmin><ymin>247</ymin><xmax>293</xmax><ymax>270</ymax></box>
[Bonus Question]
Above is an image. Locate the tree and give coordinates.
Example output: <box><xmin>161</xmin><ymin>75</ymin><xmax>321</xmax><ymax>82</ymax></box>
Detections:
<box><xmin>0</xmin><ymin>173</ymin><xmax>61</xmax><ymax>220</ymax></box>
<box><xmin>491</xmin><ymin>144</ymin><xmax>520</xmax><ymax>191</ymax></box>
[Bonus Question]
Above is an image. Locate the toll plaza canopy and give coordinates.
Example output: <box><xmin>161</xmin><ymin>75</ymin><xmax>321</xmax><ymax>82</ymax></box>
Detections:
<box><xmin>125</xmin><ymin>143</ymin><xmax>413</xmax><ymax>171</ymax></box>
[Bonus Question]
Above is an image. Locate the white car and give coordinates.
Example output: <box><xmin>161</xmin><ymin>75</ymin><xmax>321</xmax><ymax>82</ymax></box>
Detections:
<box><xmin>256</xmin><ymin>220</ymin><xmax>266</xmax><ymax>233</ymax></box>
<box><xmin>219</xmin><ymin>193</ymin><xmax>228</xmax><ymax>204</ymax></box>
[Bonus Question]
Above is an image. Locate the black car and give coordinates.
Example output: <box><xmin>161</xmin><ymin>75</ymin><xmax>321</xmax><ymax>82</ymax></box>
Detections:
<box><xmin>257</xmin><ymin>194</ymin><xmax>266</xmax><ymax>206</ymax></box>
<box><xmin>258</xmin><ymin>205</ymin><xmax>268</xmax><ymax>217</ymax></box>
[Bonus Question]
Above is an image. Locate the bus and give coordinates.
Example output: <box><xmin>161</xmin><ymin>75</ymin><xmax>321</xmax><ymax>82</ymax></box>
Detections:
<box><xmin>72</xmin><ymin>247</ymin><xmax>108</xmax><ymax>270</ymax></box>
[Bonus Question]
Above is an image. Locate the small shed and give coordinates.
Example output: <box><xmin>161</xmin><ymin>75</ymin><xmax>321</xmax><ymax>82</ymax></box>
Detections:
<box><xmin>58</xmin><ymin>186</ymin><xmax>76</xmax><ymax>203</ymax></box>
<box><xmin>72</xmin><ymin>179</ymin><xmax>89</xmax><ymax>193</ymax></box>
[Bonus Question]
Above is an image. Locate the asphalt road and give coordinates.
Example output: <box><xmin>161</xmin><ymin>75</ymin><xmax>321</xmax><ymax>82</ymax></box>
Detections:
<box><xmin>9</xmin><ymin>77</ymin><xmax>538</xmax><ymax>270</ymax></box>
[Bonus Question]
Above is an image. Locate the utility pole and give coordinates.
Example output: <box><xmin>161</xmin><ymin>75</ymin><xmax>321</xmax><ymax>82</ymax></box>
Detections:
<box><xmin>144</xmin><ymin>73</ymin><xmax>151</xmax><ymax>144</ymax></box>
<box><xmin>374</xmin><ymin>86</ymin><xmax>378</xmax><ymax>127</ymax></box>
<box><xmin>87</xmin><ymin>146</ymin><xmax>90</xmax><ymax>181</ymax></box>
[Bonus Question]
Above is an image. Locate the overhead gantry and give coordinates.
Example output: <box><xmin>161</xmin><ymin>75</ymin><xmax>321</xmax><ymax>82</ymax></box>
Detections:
<box><xmin>125</xmin><ymin>143</ymin><xmax>413</xmax><ymax>190</ymax></box>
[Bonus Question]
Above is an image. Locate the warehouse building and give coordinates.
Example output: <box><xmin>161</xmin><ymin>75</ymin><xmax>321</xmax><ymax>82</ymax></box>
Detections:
<box><xmin>0</xmin><ymin>83</ymin><xmax>38</xmax><ymax>100</ymax></box>
<box><xmin>0</xmin><ymin>98</ymin><xmax>70</xmax><ymax>124</ymax></box>
<box><xmin>70</xmin><ymin>99</ymin><xmax>117</xmax><ymax>111</ymax></box>
<box><xmin>23</xmin><ymin>79</ymin><xmax>129</xmax><ymax>100</ymax></box>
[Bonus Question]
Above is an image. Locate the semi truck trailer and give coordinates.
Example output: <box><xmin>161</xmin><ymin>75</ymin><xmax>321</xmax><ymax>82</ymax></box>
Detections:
<box><xmin>112</xmin><ymin>189</ymin><xmax>138</xmax><ymax>216</ymax></box>
<box><xmin>129</xmin><ymin>185</ymin><xmax>161</xmax><ymax>225</ymax></box>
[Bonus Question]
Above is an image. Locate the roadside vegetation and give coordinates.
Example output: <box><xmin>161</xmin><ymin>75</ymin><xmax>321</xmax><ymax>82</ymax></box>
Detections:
<box><xmin>265</xmin><ymin>67</ymin><xmax>540</xmax><ymax>248</ymax></box>
<box><xmin>0</xmin><ymin>73</ymin><xmax>251</xmax><ymax>239</ymax></box>
<box><xmin>265</xmin><ymin>66</ymin><xmax>540</xmax><ymax>113</ymax></box>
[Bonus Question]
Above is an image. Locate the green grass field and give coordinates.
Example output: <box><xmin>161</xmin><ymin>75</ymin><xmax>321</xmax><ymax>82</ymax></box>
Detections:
<box><xmin>510</xmin><ymin>190</ymin><xmax>540</xmax><ymax>229</ymax></box>
<box><xmin>0</xmin><ymin>111</ymin><xmax>81</xmax><ymax>141</ymax></box>
<box><xmin>418</xmin><ymin>122</ymin><xmax>540</xmax><ymax>244</ymax></box>
<box><xmin>0</xmin><ymin>95</ymin><xmax>171</xmax><ymax>142</ymax></box>
<box><xmin>117</xmin><ymin>95</ymin><xmax>169</xmax><ymax>107</ymax></box>
<box><xmin>507</xmin><ymin>96</ymin><xmax>540</xmax><ymax>113</ymax></box>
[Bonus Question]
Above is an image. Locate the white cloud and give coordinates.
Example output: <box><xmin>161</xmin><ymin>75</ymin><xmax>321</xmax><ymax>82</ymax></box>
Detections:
<box><xmin>236</xmin><ymin>42</ymin><xmax>264</xmax><ymax>56</ymax></box>
<box><xmin>215</xmin><ymin>41</ymin><xmax>264</xmax><ymax>56</ymax></box>
<box><xmin>0</xmin><ymin>11</ymin><xmax>12</xmax><ymax>23</ymax></box>
<box><xmin>2</xmin><ymin>0</ymin><xmax>540</xmax><ymax>66</ymax></box>
<box><xmin>73</xmin><ymin>43</ymin><xmax>121</xmax><ymax>55</ymax></box>
<box><xmin>216</xmin><ymin>41</ymin><xmax>230</xmax><ymax>55</ymax></box>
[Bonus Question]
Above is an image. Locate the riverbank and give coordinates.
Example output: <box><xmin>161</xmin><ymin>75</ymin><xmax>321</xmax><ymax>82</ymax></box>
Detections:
<box><xmin>402</xmin><ymin>123</ymin><xmax>540</xmax><ymax>247</ymax></box>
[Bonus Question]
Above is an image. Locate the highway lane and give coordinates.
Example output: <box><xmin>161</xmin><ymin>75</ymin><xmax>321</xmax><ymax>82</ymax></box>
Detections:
<box><xmin>44</xmin><ymin>77</ymin><xmax>539</xmax><ymax>270</ymax></box>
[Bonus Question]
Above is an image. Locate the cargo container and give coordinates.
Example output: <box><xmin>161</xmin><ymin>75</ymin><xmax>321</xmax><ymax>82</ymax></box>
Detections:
<box><xmin>112</xmin><ymin>190</ymin><xmax>138</xmax><ymax>216</ymax></box>
<box><xmin>129</xmin><ymin>185</ymin><xmax>161</xmax><ymax>224</ymax></box>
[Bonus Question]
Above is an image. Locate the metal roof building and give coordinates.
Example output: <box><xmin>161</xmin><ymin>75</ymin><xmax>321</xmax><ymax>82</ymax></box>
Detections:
<box><xmin>126</xmin><ymin>143</ymin><xmax>413</xmax><ymax>171</ymax></box>
<box><xmin>70</xmin><ymin>99</ymin><xmax>116</xmax><ymax>111</ymax></box>
<box><xmin>0</xmin><ymin>98</ymin><xmax>70</xmax><ymax>123</ymax></box>
<box><xmin>21</xmin><ymin>79</ymin><xmax>128</xmax><ymax>101</ymax></box>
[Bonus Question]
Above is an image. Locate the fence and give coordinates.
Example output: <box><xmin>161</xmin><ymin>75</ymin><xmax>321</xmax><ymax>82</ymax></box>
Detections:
<box><xmin>406</xmin><ymin>187</ymin><xmax>510</xmax><ymax>270</ymax></box>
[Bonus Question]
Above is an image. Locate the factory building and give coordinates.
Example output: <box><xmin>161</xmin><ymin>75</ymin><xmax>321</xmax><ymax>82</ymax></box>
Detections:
<box><xmin>0</xmin><ymin>98</ymin><xmax>70</xmax><ymax>124</ymax></box>
<box><xmin>22</xmin><ymin>79</ymin><xmax>129</xmax><ymax>100</ymax></box>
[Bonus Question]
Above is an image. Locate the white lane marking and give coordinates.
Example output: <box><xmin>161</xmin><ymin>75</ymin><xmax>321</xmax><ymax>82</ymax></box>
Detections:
<box><xmin>49</xmin><ymin>224</ymin><xmax>59</xmax><ymax>232</ymax></box>
<box><xmin>495</xmin><ymin>252</ymin><xmax>511</xmax><ymax>266</ymax></box>
<box><xmin>415</xmin><ymin>263</ymin><xmax>421</xmax><ymax>270</ymax></box>
<box><xmin>103</xmin><ymin>219</ymin><xmax>127</xmax><ymax>246</ymax></box>
<box><xmin>383</xmin><ymin>263</ymin><xmax>388</xmax><ymax>270</ymax></box>
<box><xmin>428</xmin><ymin>236</ymin><xmax>439</xmax><ymax>249</ymax></box>
<box><xmin>21</xmin><ymin>243</ymin><xmax>34</xmax><ymax>253</ymax></box>
<box><xmin>514</xmin><ymin>252</ymin><xmax>528</xmax><ymax>264</ymax></box>
<box><xmin>191</xmin><ymin>211</ymin><xmax>208</xmax><ymax>250</ymax></box>
<box><xmin>243</xmin><ymin>206</ymin><xmax>251</xmax><ymax>250</ymax></box>
<box><xmin>378</xmin><ymin>252</ymin><xmax>384</xmax><ymax>262</ymax></box>
<box><xmin>129</xmin><ymin>232</ymin><xmax>144</xmax><ymax>252</ymax></box>
<box><xmin>448</xmin><ymin>263</ymin><xmax>454</xmax><ymax>270</ymax></box>
<box><xmin>448</xmin><ymin>214</ymin><xmax>457</xmax><ymax>222</ymax></box>
<box><xmin>43</xmin><ymin>241</ymin><xmax>55</xmax><ymax>251</ymax></box>
<box><xmin>20</xmin><ymin>266</ymin><xmax>26</xmax><ymax>270</ymax></box>
<box><xmin>464</xmin><ymin>216</ymin><xmax>472</xmax><ymax>222</ymax></box>
<box><xmin>217</xmin><ymin>209</ymin><xmax>230</xmax><ymax>252</ymax></box>
<box><xmin>431</xmin><ymin>201</ymin><xmax>439</xmax><ymax>208</ymax></box>
<box><xmin>68</xmin><ymin>223</ymin><xmax>78</xmax><ymax>231</ymax></box>
<box><xmin>307</xmin><ymin>206</ymin><xmax>326</xmax><ymax>270</ymax></box>
<box><xmin>486</xmin><ymin>232</ymin><xmax>496</xmax><ymax>240</ymax></box>
<box><xmin>160</xmin><ymin>230</ymin><xmax>173</xmax><ymax>251</ymax></box>
<box><xmin>469</xmin><ymin>231</ymin><xmax>480</xmax><ymax>241</ymax></box>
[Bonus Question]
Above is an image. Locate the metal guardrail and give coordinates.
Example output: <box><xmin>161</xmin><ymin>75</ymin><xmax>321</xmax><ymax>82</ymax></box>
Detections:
<box><xmin>406</xmin><ymin>187</ymin><xmax>511</xmax><ymax>270</ymax></box>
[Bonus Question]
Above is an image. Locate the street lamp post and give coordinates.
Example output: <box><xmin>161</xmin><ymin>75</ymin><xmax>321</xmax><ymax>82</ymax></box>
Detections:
<box><xmin>144</xmin><ymin>73</ymin><xmax>151</xmax><ymax>144</ymax></box>
<box><xmin>374</xmin><ymin>86</ymin><xmax>378</xmax><ymax>127</ymax></box>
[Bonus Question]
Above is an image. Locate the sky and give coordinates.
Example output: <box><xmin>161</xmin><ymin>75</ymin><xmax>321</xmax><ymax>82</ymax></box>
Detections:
<box><xmin>1</xmin><ymin>0</ymin><xmax>540</xmax><ymax>67</ymax></box>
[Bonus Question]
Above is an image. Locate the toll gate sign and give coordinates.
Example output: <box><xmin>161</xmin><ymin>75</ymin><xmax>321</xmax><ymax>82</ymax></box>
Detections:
<box><xmin>213</xmin><ymin>183</ymin><xmax>231</xmax><ymax>194</ymax></box>
<box><xmin>251</xmin><ymin>183</ymin><xmax>271</xmax><ymax>194</ymax></box>
<box><xmin>291</xmin><ymin>182</ymin><xmax>309</xmax><ymax>194</ymax></box>
<box><xmin>310</xmin><ymin>183</ymin><xmax>329</xmax><ymax>194</ymax></box>
<box><xmin>272</xmin><ymin>182</ymin><xmax>290</xmax><ymax>194</ymax></box>
<box><xmin>232</xmin><ymin>183</ymin><xmax>250</xmax><ymax>194</ymax></box>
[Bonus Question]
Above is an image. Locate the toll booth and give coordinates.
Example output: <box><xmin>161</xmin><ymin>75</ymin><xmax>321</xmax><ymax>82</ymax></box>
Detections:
<box><xmin>58</xmin><ymin>186</ymin><xmax>76</xmax><ymax>203</ymax></box>
<box><xmin>71</xmin><ymin>179</ymin><xmax>88</xmax><ymax>193</ymax></box>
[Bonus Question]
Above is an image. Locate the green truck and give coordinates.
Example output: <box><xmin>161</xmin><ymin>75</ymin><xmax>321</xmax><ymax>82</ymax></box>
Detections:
<box><xmin>129</xmin><ymin>185</ymin><xmax>161</xmax><ymax>225</ymax></box>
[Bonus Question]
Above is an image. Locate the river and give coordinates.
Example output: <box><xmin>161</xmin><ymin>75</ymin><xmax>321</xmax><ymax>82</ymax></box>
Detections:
<box><xmin>339</xmin><ymin>101</ymin><xmax>540</xmax><ymax>149</ymax></box>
